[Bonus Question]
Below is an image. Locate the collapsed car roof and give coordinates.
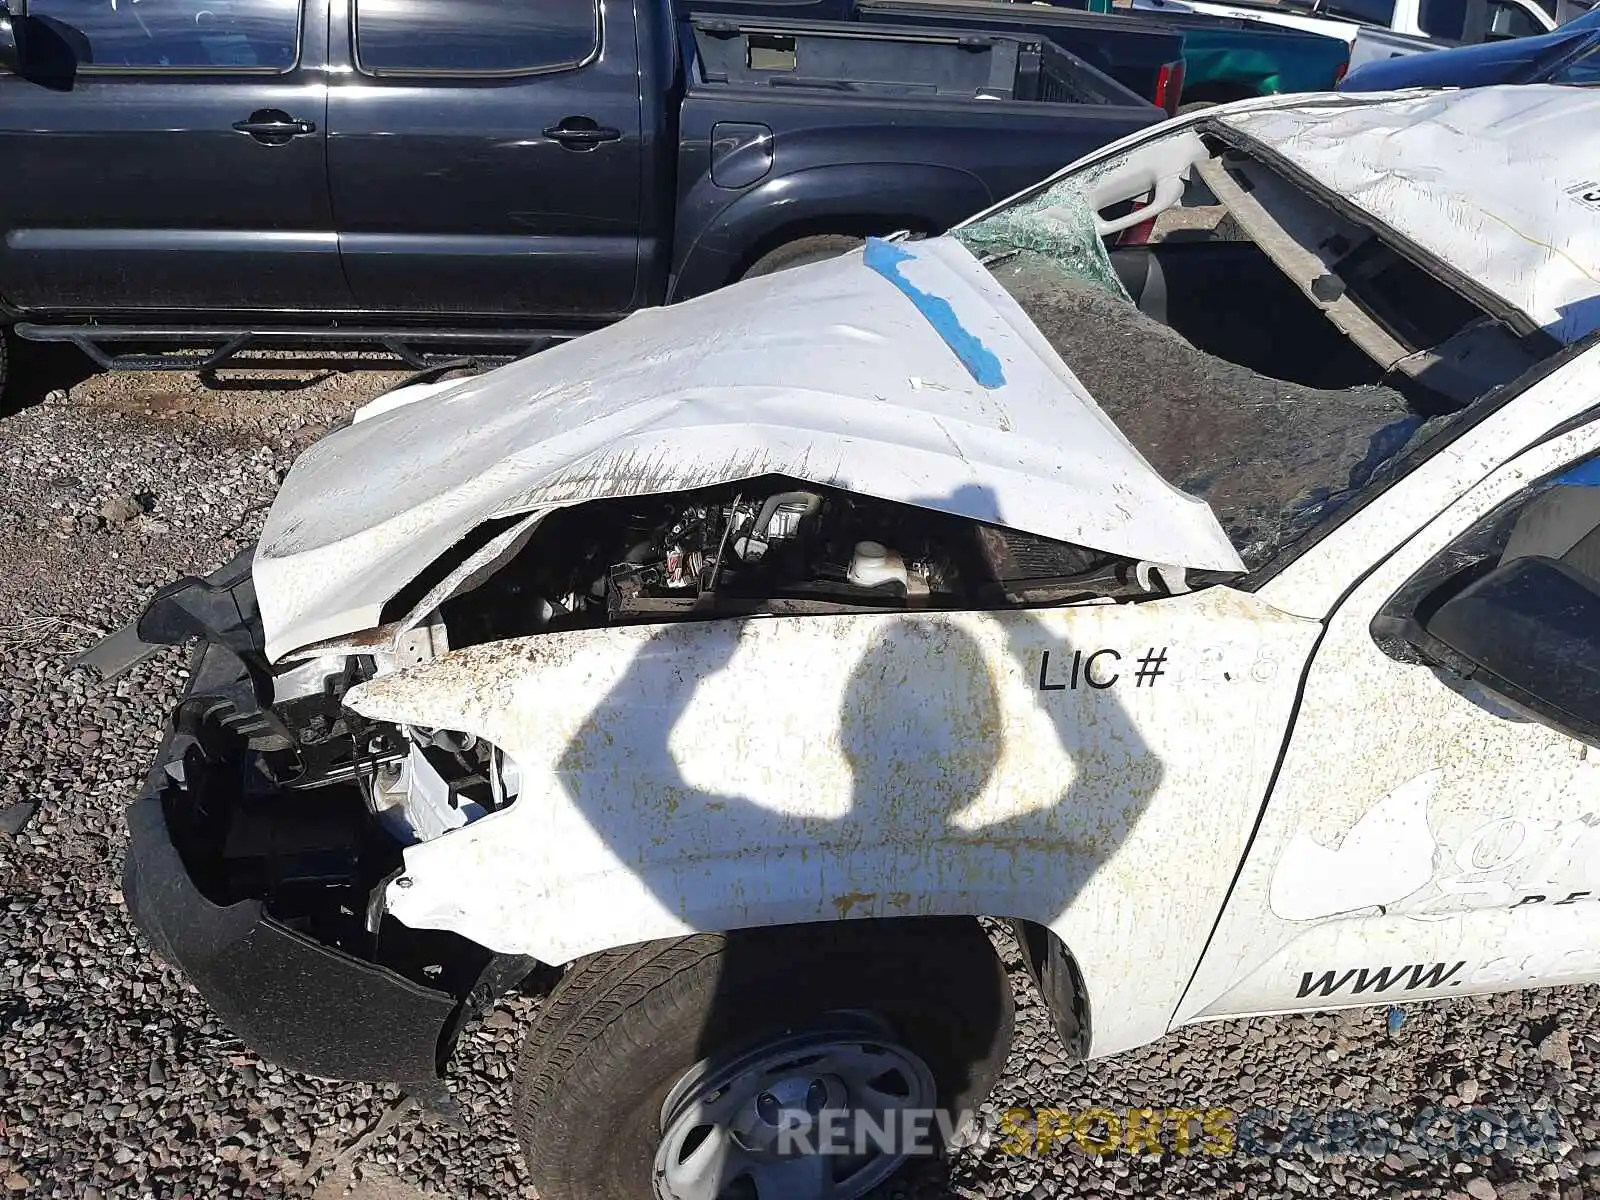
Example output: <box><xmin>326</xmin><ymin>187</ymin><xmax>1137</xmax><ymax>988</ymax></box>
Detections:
<box><xmin>1213</xmin><ymin>86</ymin><xmax>1600</xmax><ymax>346</ymax></box>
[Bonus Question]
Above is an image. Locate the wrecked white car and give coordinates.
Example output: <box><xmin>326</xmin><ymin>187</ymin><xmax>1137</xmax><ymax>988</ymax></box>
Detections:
<box><xmin>96</xmin><ymin>85</ymin><xmax>1600</xmax><ymax>1200</ymax></box>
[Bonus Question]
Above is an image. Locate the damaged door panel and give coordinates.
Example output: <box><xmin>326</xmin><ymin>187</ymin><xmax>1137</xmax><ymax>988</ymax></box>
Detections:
<box><xmin>1182</xmin><ymin>418</ymin><xmax>1600</xmax><ymax>1022</ymax></box>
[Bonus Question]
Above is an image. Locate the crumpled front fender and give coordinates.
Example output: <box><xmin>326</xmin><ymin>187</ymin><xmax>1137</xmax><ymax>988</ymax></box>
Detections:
<box><xmin>344</xmin><ymin>588</ymin><xmax>1320</xmax><ymax>1057</ymax></box>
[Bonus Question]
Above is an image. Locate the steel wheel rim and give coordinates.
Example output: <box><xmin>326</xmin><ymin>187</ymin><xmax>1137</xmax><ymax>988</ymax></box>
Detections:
<box><xmin>653</xmin><ymin>1012</ymin><xmax>938</xmax><ymax>1200</ymax></box>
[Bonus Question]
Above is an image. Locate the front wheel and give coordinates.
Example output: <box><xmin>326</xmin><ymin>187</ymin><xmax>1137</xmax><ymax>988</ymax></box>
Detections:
<box><xmin>513</xmin><ymin>918</ymin><xmax>1014</xmax><ymax>1200</ymax></box>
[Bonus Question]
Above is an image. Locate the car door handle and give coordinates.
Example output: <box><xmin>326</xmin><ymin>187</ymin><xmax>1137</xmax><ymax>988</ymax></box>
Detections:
<box><xmin>542</xmin><ymin>119</ymin><xmax>622</xmax><ymax>150</ymax></box>
<box><xmin>233</xmin><ymin>112</ymin><xmax>317</xmax><ymax>144</ymax></box>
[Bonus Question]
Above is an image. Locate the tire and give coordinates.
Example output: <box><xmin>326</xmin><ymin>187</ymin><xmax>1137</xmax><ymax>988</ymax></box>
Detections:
<box><xmin>514</xmin><ymin>918</ymin><xmax>1014</xmax><ymax>1200</ymax></box>
<box><xmin>741</xmin><ymin>235</ymin><xmax>865</xmax><ymax>280</ymax></box>
<box><xmin>1177</xmin><ymin>100</ymin><xmax>1218</xmax><ymax>116</ymax></box>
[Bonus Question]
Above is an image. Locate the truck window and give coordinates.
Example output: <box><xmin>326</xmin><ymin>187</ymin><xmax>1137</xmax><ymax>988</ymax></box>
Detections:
<box><xmin>1485</xmin><ymin>0</ymin><xmax>1545</xmax><ymax>35</ymax></box>
<box><xmin>24</xmin><ymin>0</ymin><xmax>299</xmax><ymax>70</ymax></box>
<box><xmin>1316</xmin><ymin>0</ymin><xmax>1396</xmax><ymax>24</ymax></box>
<box><xmin>1418</xmin><ymin>0</ymin><xmax>1467</xmax><ymax>39</ymax></box>
<box><xmin>353</xmin><ymin>0</ymin><xmax>599</xmax><ymax>75</ymax></box>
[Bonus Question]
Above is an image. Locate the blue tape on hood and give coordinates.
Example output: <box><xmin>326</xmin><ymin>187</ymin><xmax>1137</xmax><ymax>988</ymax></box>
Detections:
<box><xmin>1556</xmin><ymin>457</ymin><xmax>1600</xmax><ymax>486</ymax></box>
<box><xmin>863</xmin><ymin>239</ymin><xmax>1006</xmax><ymax>389</ymax></box>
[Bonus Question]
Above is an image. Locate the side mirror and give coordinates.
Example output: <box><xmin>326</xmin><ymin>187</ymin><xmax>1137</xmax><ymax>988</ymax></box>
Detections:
<box><xmin>1409</xmin><ymin>556</ymin><xmax>1600</xmax><ymax>745</ymax></box>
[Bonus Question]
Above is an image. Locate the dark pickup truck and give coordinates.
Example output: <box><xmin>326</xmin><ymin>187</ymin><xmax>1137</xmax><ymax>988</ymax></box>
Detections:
<box><xmin>0</xmin><ymin>0</ymin><xmax>1161</xmax><ymax>396</ymax></box>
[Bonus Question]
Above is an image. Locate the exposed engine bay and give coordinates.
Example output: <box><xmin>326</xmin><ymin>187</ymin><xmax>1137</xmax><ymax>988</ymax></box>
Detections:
<box><xmin>429</xmin><ymin>475</ymin><xmax>1182</xmax><ymax>652</ymax></box>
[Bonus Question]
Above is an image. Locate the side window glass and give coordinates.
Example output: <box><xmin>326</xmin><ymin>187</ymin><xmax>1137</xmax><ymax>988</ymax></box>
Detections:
<box><xmin>355</xmin><ymin>0</ymin><xmax>599</xmax><ymax>75</ymax></box>
<box><xmin>25</xmin><ymin>0</ymin><xmax>300</xmax><ymax>70</ymax></box>
<box><xmin>1418</xmin><ymin>0</ymin><xmax>1467</xmax><ymax>39</ymax></box>
<box><xmin>1484</xmin><ymin>0</ymin><xmax>1544</xmax><ymax>37</ymax></box>
<box><xmin>1320</xmin><ymin>0</ymin><xmax>1396</xmax><ymax>23</ymax></box>
<box><xmin>1375</xmin><ymin>447</ymin><xmax>1600</xmax><ymax>662</ymax></box>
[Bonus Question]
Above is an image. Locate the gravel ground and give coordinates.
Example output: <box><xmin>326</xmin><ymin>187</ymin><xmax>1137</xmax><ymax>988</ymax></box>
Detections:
<box><xmin>1</xmin><ymin>346</ymin><xmax>1597</xmax><ymax>1200</ymax></box>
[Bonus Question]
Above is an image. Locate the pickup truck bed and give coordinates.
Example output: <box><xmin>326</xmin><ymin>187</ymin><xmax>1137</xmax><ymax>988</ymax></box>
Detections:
<box><xmin>669</xmin><ymin>16</ymin><xmax>1162</xmax><ymax>296</ymax></box>
<box><xmin>687</xmin><ymin>0</ymin><xmax>1187</xmax><ymax>108</ymax></box>
<box><xmin>690</xmin><ymin>18</ymin><xmax>1121</xmax><ymax>102</ymax></box>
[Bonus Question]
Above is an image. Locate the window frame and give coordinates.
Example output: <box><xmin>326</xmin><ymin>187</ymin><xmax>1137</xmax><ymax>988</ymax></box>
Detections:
<box><xmin>1314</xmin><ymin>0</ymin><xmax>1397</xmax><ymax>25</ymax></box>
<box><xmin>16</xmin><ymin>0</ymin><xmax>305</xmax><ymax>76</ymax></box>
<box><xmin>1484</xmin><ymin>0</ymin><xmax>1546</xmax><ymax>37</ymax></box>
<box><xmin>349</xmin><ymin>0</ymin><xmax>602</xmax><ymax>80</ymax></box>
<box><xmin>1370</xmin><ymin>427</ymin><xmax>1600</xmax><ymax>669</ymax></box>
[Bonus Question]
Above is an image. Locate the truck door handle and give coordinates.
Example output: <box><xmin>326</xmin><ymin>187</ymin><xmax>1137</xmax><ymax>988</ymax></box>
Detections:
<box><xmin>542</xmin><ymin>118</ymin><xmax>622</xmax><ymax>150</ymax></box>
<box><xmin>233</xmin><ymin>110</ymin><xmax>317</xmax><ymax>145</ymax></box>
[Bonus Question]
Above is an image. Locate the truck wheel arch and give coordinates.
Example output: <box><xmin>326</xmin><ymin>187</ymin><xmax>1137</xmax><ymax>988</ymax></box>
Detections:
<box><xmin>1011</xmin><ymin>918</ymin><xmax>1093</xmax><ymax>1060</ymax></box>
<box><xmin>512</xmin><ymin>918</ymin><xmax>1015</xmax><ymax>1200</ymax></box>
<box><xmin>669</xmin><ymin>162</ymin><xmax>992</xmax><ymax>301</ymax></box>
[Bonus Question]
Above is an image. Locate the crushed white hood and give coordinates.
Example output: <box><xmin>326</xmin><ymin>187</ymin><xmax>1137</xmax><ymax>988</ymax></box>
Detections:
<box><xmin>255</xmin><ymin>236</ymin><xmax>1242</xmax><ymax>663</ymax></box>
<box><xmin>1217</xmin><ymin>86</ymin><xmax>1600</xmax><ymax>346</ymax></box>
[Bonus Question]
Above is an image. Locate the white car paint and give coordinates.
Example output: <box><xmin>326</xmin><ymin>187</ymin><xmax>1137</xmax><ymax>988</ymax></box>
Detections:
<box><xmin>1133</xmin><ymin>0</ymin><xmax>1557</xmax><ymax>68</ymax></box>
<box><xmin>1137</xmin><ymin>0</ymin><xmax>1425</xmax><ymax>42</ymax></box>
<box><xmin>965</xmin><ymin>86</ymin><xmax>1600</xmax><ymax>346</ymax></box>
<box><xmin>261</xmin><ymin>87</ymin><xmax>1600</xmax><ymax>665</ymax></box>
<box><xmin>254</xmin><ymin>236</ymin><xmax>1242</xmax><ymax>664</ymax></box>
<box><xmin>1267</xmin><ymin>771</ymin><xmax>1442</xmax><ymax>922</ymax></box>
<box><xmin>251</xmin><ymin>85</ymin><xmax>1600</xmax><ymax>1059</ymax></box>
<box><xmin>1221</xmin><ymin>87</ymin><xmax>1600</xmax><ymax>344</ymax></box>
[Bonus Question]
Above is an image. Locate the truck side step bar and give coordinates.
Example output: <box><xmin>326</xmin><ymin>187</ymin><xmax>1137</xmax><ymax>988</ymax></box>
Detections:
<box><xmin>13</xmin><ymin>323</ymin><xmax>580</xmax><ymax>372</ymax></box>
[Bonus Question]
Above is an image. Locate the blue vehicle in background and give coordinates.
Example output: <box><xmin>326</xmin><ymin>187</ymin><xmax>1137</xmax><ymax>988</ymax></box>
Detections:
<box><xmin>1341</xmin><ymin>2</ymin><xmax>1600</xmax><ymax>88</ymax></box>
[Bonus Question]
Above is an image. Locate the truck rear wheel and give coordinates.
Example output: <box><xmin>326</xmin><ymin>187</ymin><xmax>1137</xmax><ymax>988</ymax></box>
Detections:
<box><xmin>513</xmin><ymin>918</ymin><xmax>1013</xmax><ymax>1200</ymax></box>
<box><xmin>742</xmin><ymin>235</ymin><xmax>865</xmax><ymax>279</ymax></box>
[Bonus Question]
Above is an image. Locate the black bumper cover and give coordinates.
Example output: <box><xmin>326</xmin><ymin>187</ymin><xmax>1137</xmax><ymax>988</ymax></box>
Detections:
<box><xmin>111</xmin><ymin>559</ymin><xmax>529</xmax><ymax>1085</ymax></box>
<box><xmin>125</xmin><ymin>785</ymin><xmax>457</xmax><ymax>1083</ymax></box>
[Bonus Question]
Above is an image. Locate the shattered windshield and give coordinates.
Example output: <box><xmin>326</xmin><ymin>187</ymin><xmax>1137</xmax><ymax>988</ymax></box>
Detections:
<box><xmin>953</xmin><ymin>178</ymin><xmax>1131</xmax><ymax>302</ymax></box>
<box><xmin>960</xmin><ymin>172</ymin><xmax>1458</xmax><ymax>571</ymax></box>
<box><xmin>988</xmin><ymin>256</ymin><xmax>1434</xmax><ymax>570</ymax></box>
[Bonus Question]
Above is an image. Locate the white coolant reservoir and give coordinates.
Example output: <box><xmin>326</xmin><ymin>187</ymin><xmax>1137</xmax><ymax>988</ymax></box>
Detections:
<box><xmin>848</xmin><ymin>540</ymin><xmax>909</xmax><ymax>590</ymax></box>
